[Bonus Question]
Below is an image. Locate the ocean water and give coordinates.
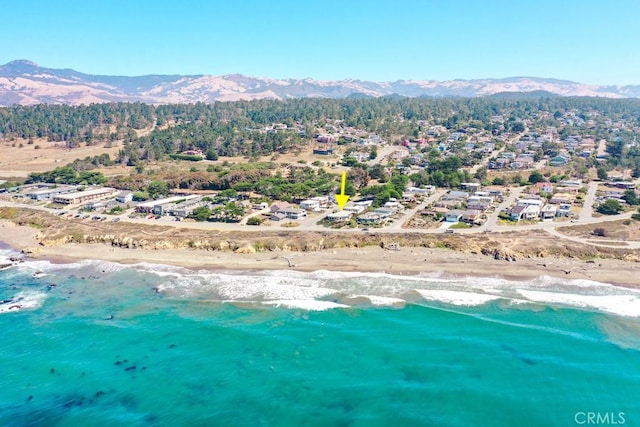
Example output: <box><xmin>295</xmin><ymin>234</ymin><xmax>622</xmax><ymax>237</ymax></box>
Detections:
<box><xmin>1</xmin><ymin>245</ymin><xmax>639</xmax><ymax>427</ymax></box>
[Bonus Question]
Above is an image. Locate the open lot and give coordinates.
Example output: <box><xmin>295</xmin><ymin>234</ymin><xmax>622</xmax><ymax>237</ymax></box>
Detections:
<box><xmin>0</xmin><ymin>138</ymin><xmax>122</xmax><ymax>178</ymax></box>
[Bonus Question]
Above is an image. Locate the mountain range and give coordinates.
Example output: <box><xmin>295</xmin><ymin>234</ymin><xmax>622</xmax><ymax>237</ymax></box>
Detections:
<box><xmin>1</xmin><ymin>59</ymin><xmax>640</xmax><ymax>106</ymax></box>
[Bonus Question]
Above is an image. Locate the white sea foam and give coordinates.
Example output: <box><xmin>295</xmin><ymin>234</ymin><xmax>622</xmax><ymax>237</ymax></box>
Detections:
<box><xmin>262</xmin><ymin>300</ymin><xmax>350</xmax><ymax>311</ymax></box>
<box><xmin>4</xmin><ymin>251</ymin><xmax>640</xmax><ymax>316</ymax></box>
<box><xmin>156</xmin><ymin>272</ymin><xmax>338</xmax><ymax>302</ymax></box>
<box><xmin>0</xmin><ymin>291</ymin><xmax>47</xmax><ymax>314</ymax></box>
<box><xmin>416</xmin><ymin>289</ymin><xmax>502</xmax><ymax>306</ymax></box>
<box><xmin>518</xmin><ymin>289</ymin><xmax>640</xmax><ymax>318</ymax></box>
<box><xmin>349</xmin><ymin>295</ymin><xmax>406</xmax><ymax>307</ymax></box>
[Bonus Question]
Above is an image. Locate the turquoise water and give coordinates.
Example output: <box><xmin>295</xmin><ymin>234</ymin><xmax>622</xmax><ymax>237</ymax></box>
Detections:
<box><xmin>1</xmin><ymin>246</ymin><xmax>639</xmax><ymax>426</ymax></box>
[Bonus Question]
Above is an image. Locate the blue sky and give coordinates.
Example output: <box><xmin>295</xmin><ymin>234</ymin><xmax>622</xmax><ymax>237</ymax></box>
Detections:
<box><xmin>2</xmin><ymin>0</ymin><xmax>639</xmax><ymax>84</ymax></box>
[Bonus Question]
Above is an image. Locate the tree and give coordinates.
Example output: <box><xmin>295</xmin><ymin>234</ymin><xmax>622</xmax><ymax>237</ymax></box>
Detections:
<box><xmin>369</xmin><ymin>146</ymin><xmax>378</xmax><ymax>160</ymax></box>
<box><xmin>190</xmin><ymin>206</ymin><xmax>212</xmax><ymax>221</ymax></box>
<box><xmin>528</xmin><ymin>170</ymin><xmax>544</xmax><ymax>184</ymax></box>
<box><xmin>474</xmin><ymin>166</ymin><xmax>487</xmax><ymax>182</ymax></box>
<box><xmin>206</xmin><ymin>149</ymin><xmax>219</xmax><ymax>161</ymax></box>
<box><xmin>596</xmin><ymin>166</ymin><xmax>608</xmax><ymax>181</ymax></box>
<box><xmin>623</xmin><ymin>189</ymin><xmax>640</xmax><ymax>205</ymax></box>
<box><xmin>597</xmin><ymin>199</ymin><xmax>623</xmax><ymax>215</ymax></box>
<box><xmin>132</xmin><ymin>191</ymin><xmax>149</xmax><ymax>201</ymax></box>
<box><xmin>147</xmin><ymin>180</ymin><xmax>169</xmax><ymax>199</ymax></box>
<box><xmin>491</xmin><ymin>177</ymin><xmax>506</xmax><ymax>186</ymax></box>
<box><xmin>219</xmin><ymin>202</ymin><xmax>245</xmax><ymax>222</ymax></box>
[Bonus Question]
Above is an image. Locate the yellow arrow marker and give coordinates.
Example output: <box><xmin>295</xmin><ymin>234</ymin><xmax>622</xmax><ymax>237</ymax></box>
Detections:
<box><xmin>335</xmin><ymin>171</ymin><xmax>350</xmax><ymax>210</ymax></box>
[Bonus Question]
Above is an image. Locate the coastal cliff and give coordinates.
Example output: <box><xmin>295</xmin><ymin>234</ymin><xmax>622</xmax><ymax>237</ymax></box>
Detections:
<box><xmin>2</xmin><ymin>208</ymin><xmax>639</xmax><ymax>263</ymax></box>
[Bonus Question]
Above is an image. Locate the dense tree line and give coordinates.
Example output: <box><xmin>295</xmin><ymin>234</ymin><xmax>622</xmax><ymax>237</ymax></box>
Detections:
<box><xmin>2</xmin><ymin>97</ymin><xmax>640</xmax><ymax>166</ymax></box>
<box><xmin>0</xmin><ymin>103</ymin><xmax>154</xmax><ymax>143</ymax></box>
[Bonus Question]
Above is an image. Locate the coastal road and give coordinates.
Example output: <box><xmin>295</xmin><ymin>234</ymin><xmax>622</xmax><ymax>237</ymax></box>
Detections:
<box><xmin>1</xmin><ymin>195</ymin><xmax>637</xmax><ymax>249</ymax></box>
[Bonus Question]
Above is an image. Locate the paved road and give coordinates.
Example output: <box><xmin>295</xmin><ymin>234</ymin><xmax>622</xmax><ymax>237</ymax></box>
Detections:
<box><xmin>365</xmin><ymin>145</ymin><xmax>397</xmax><ymax>167</ymax></box>
<box><xmin>579</xmin><ymin>181</ymin><xmax>598</xmax><ymax>221</ymax></box>
<box><xmin>481</xmin><ymin>187</ymin><xmax>524</xmax><ymax>231</ymax></box>
<box><xmin>386</xmin><ymin>189</ymin><xmax>448</xmax><ymax>231</ymax></box>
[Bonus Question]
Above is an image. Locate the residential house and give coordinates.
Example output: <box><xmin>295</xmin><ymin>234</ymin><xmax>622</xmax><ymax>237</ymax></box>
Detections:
<box><xmin>278</xmin><ymin>208</ymin><xmax>307</xmax><ymax>220</ymax></box>
<box><xmin>549</xmin><ymin>194</ymin><xmax>574</xmax><ymax>205</ymax></box>
<box><xmin>406</xmin><ymin>186</ymin><xmax>435</xmax><ymax>195</ymax></box>
<box><xmin>434</xmin><ymin>200</ymin><xmax>463</xmax><ymax>210</ymax></box>
<box><xmin>462</xmin><ymin>209</ymin><xmax>481</xmax><ymax>224</ymax></box>
<box><xmin>509</xmin><ymin>205</ymin><xmax>526</xmax><ymax>221</ymax></box>
<box><xmin>343</xmin><ymin>204</ymin><xmax>366</xmax><ymax>215</ymax></box>
<box><xmin>270</xmin><ymin>202</ymin><xmax>293</xmax><ymax>213</ymax></box>
<box><xmin>510</xmin><ymin>204</ymin><xmax>540</xmax><ymax>221</ymax></box>
<box><xmin>540</xmin><ymin>204</ymin><xmax>557</xmax><ymax>219</ymax></box>
<box><xmin>445</xmin><ymin>209</ymin><xmax>464</xmax><ymax>223</ymax></box>
<box><xmin>357</xmin><ymin>212</ymin><xmax>386</xmax><ymax>225</ymax></box>
<box><xmin>557</xmin><ymin>203</ymin><xmax>572</xmax><ymax>217</ymax></box>
<box><xmin>549</xmin><ymin>155</ymin><xmax>570</xmax><ymax>166</ymax></box>
<box><xmin>461</xmin><ymin>183</ymin><xmax>481</xmax><ymax>192</ymax></box>
<box><xmin>535</xmin><ymin>182</ymin><xmax>554</xmax><ymax>194</ymax></box>
<box><xmin>299</xmin><ymin>199</ymin><xmax>321</xmax><ymax>211</ymax></box>
<box><xmin>516</xmin><ymin>197</ymin><xmax>543</xmax><ymax>207</ymax></box>
<box><xmin>444</xmin><ymin>191</ymin><xmax>470</xmax><ymax>201</ymax></box>
<box><xmin>373</xmin><ymin>207</ymin><xmax>395</xmax><ymax>217</ymax></box>
<box><xmin>383</xmin><ymin>199</ymin><xmax>402</xmax><ymax>212</ymax></box>
<box><xmin>326</xmin><ymin>211</ymin><xmax>352</xmax><ymax>223</ymax></box>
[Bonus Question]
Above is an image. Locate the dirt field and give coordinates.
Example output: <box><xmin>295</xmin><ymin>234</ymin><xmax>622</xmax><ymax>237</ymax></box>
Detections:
<box><xmin>0</xmin><ymin>138</ymin><xmax>122</xmax><ymax>178</ymax></box>
<box><xmin>558</xmin><ymin>218</ymin><xmax>640</xmax><ymax>242</ymax></box>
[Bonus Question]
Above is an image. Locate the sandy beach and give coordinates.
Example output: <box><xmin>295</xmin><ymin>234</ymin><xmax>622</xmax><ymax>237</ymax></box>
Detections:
<box><xmin>2</xmin><ymin>219</ymin><xmax>639</xmax><ymax>288</ymax></box>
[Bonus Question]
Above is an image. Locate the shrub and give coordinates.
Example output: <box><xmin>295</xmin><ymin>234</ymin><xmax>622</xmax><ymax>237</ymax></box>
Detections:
<box><xmin>247</xmin><ymin>216</ymin><xmax>262</xmax><ymax>225</ymax></box>
<box><xmin>592</xmin><ymin>227</ymin><xmax>608</xmax><ymax>237</ymax></box>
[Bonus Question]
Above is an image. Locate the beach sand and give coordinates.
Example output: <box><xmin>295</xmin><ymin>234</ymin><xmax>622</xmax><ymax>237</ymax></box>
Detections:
<box><xmin>2</xmin><ymin>220</ymin><xmax>638</xmax><ymax>288</ymax></box>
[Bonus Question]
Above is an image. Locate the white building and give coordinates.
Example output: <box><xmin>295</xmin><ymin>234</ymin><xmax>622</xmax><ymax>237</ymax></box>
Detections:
<box><xmin>116</xmin><ymin>192</ymin><xmax>133</xmax><ymax>203</ymax></box>
<box><xmin>53</xmin><ymin>187</ymin><xmax>117</xmax><ymax>205</ymax></box>
<box><xmin>300</xmin><ymin>199</ymin><xmax>321</xmax><ymax>211</ymax></box>
<box><xmin>136</xmin><ymin>195</ymin><xmax>199</xmax><ymax>214</ymax></box>
<box><xmin>326</xmin><ymin>211</ymin><xmax>352</xmax><ymax>223</ymax></box>
<box><xmin>278</xmin><ymin>208</ymin><xmax>307</xmax><ymax>220</ymax></box>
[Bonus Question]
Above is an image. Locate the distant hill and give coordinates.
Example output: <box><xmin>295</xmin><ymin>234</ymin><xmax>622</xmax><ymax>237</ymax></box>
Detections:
<box><xmin>488</xmin><ymin>90</ymin><xmax>562</xmax><ymax>99</ymax></box>
<box><xmin>2</xmin><ymin>59</ymin><xmax>640</xmax><ymax>106</ymax></box>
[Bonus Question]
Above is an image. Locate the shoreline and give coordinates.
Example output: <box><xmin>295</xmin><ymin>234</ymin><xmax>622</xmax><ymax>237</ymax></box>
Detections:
<box><xmin>2</xmin><ymin>220</ymin><xmax>639</xmax><ymax>288</ymax></box>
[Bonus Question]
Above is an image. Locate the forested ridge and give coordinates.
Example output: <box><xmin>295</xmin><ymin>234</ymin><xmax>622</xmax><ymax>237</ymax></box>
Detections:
<box><xmin>2</xmin><ymin>97</ymin><xmax>640</xmax><ymax>166</ymax></box>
